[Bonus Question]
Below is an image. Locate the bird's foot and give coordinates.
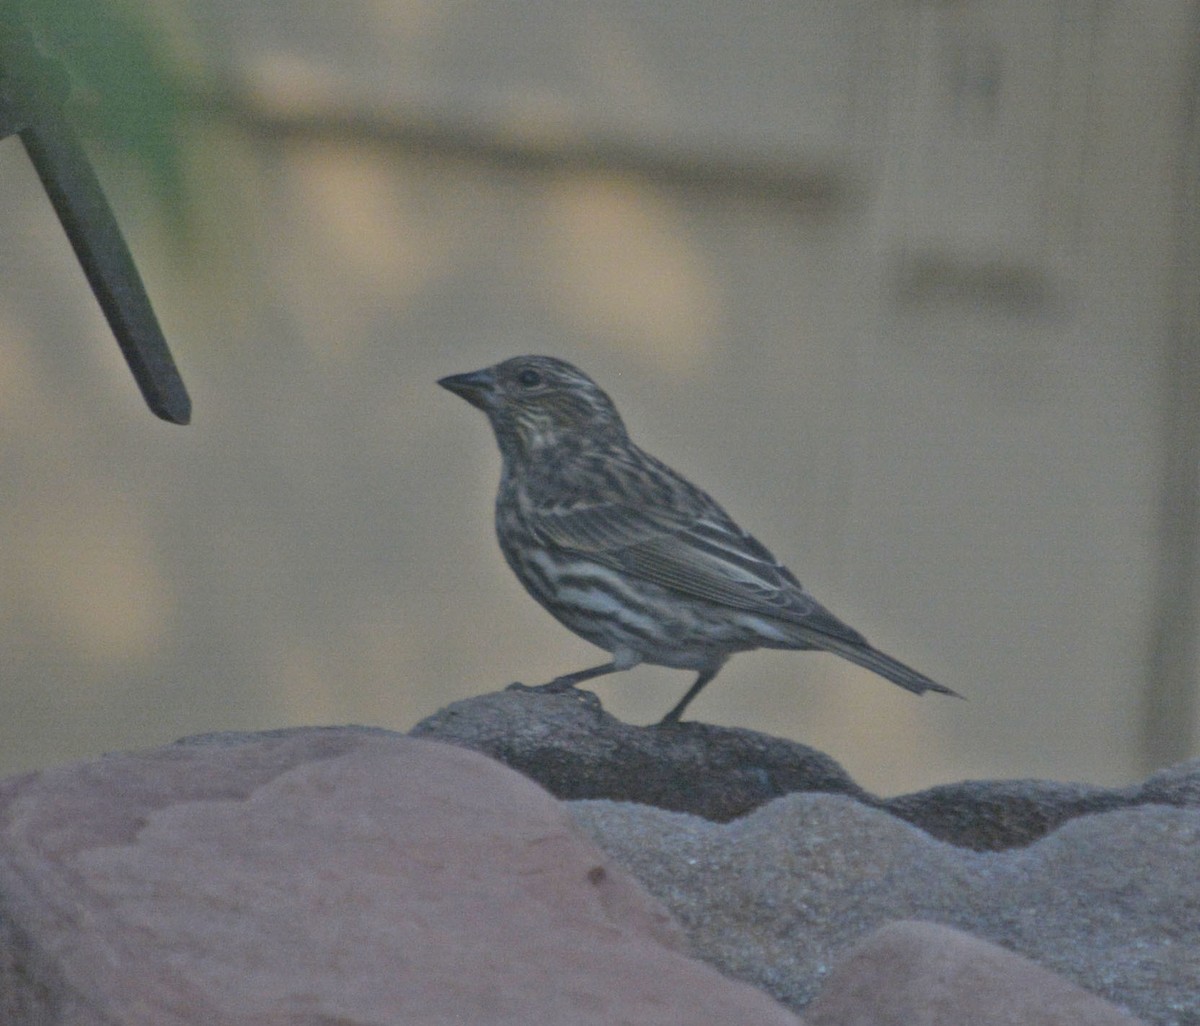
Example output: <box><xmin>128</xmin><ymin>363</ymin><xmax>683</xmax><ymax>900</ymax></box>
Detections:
<box><xmin>505</xmin><ymin>678</ymin><xmax>575</xmax><ymax>695</ymax></box>
<box><xmin>505</xmin><ymin>680</ymin><xmax>602</xmax><ymax>712</ymax></box>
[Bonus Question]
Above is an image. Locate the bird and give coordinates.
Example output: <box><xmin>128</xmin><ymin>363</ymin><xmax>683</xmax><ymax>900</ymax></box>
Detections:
<box><xmin>438</xmin><ymin>355</ymin><xmax>958</xmax><ymax>724</ymax></box>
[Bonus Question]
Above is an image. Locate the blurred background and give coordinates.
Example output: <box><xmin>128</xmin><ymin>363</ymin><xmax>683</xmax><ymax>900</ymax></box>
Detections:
<box><xmin>1</xmin><ymin>0</ymin><xmax>1197</xmax><ymax>795</ymax></box>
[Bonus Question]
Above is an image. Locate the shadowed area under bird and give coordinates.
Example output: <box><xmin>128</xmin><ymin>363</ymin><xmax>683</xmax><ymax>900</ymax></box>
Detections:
<box><xmin>439</xmin><ymin>355</ymin><xmax>959</xmax><ymax>724</ymax></box>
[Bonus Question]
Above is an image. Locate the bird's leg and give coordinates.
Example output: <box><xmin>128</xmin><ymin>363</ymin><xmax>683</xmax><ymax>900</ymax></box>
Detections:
<box><xmin>656</xmin><ymin>666</ymin><xmax>720</xmax><ymax>726</ymax></box>
<box><xmin>548</xmin><ymin>661</ymin><xmax>629</xmax><ymax>689</ymax></box>
<box><xmin>507</xmin><ymin>659</ymin><xmax>626</xmax><ymax>695</ymax></box>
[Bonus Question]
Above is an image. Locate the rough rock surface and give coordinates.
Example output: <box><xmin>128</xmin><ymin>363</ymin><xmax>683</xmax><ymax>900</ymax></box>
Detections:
<box><xmin>570</xmin><ymin>793</ymin><xmax>1195</xmax><ymax>1024</ymax></box>
<box><xmin>412</xmin><ymin>687</ymin><xmax>869</xmax><ymax>820</ymax></box>
<box><xmin>412</xmin><ymin>688</ymin><xmax>1200</xmax><ymax>850</ymax></box>
<box><xmin>0</xmin><ymin>707</ymin><xmax>1188</xmax><ymax>1025</ymax></box>
<box><xmin>414</xmin><ymin>690</ymin><xmax>1198</xmax><ymax>1023</ymax></box>
<box><xmin>805</xmin><ymin>920</ymin><xmax>1150</xmax><ymax>1026</ymax></box>
<box><xmin>0</xmin><ymin>727</ymin><xmax>803</xmax><ymax>1026</ymax></box>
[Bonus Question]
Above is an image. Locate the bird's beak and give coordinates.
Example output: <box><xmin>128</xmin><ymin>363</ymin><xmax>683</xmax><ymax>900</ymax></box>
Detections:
<box><xmin>438</xmin><ymin>367</ymin><xmax>496</xmax><ymax>411</ymax></box>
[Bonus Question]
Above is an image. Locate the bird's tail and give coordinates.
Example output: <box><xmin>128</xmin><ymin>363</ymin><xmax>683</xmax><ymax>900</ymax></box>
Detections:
<box><xmin>816</xmin><ymin>633</ymin><xmax>960</xmax><ymax>698</ymax></box>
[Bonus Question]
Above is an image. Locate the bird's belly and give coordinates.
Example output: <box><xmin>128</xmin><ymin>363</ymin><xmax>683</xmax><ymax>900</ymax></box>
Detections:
<box><xmin>504</xmin><ymin>545</ymin><xmax>775</xmax><ymax>670</ymax></box>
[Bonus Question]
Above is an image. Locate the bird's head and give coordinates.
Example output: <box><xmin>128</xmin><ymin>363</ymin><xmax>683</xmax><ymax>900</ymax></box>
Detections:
<box><xmin>439</xmin><ymin>355</ymin><xmax>628</xmax><ymax>460</ymax></box>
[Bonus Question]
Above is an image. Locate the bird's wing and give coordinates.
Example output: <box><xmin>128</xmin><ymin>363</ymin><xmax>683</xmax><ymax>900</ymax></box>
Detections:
<box><xmin>529</xmin><ymin>486</ymin><xmax>866</xmax><ymax>644</ymax></box>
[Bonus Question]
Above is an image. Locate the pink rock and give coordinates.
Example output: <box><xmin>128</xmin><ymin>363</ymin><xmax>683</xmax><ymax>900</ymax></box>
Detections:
<box><xmin>0</xmin><ymin>728</ymin><xmax>802</xmax><ymax>1025</ymax></box>
<box><xmin>805</xmin><ymin>920</ymin><xmax>1148</xmax><ymax>1026</ymax></box>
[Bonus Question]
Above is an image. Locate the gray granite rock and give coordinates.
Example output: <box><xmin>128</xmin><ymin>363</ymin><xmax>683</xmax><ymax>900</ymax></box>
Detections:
<box><xmin>412</xmin><ymin>688</ymin><xmax>1200</xmax><ymax>850</ymax></box>
<box><xmin>882</xmin><ymin>776</ymin><xmax>1133</xmax><ymax>850</ymax></box>
<box><xmin>412</xmin><ymin>687</ymin><xmax>868</xmax><ymax>819</ymax></box>
<box><xmin>569</xmin><ymin>793</ymin><xmax>1197</xmax><ymax>1024</ymax></box>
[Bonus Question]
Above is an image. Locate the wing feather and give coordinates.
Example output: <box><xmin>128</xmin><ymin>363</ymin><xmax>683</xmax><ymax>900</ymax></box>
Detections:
<box><xmin>527</xmin><ymin>470</ymin><xmax>867</xmax><ymax>647</ymax></box>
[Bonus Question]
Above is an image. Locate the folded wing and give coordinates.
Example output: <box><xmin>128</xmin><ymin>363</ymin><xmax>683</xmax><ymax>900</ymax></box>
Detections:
<box><xmin>529</xmin><ymin>489</ymin><xmax>870</xmax><ymax>650</ymax></box>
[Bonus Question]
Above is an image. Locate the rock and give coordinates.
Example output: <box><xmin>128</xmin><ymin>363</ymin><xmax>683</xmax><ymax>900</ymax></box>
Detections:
<box><xmin>804</xmin><ymin>920</ymin><xmax>1149</xmax><ymax>1026</ymax></box>
<box><xmin>411</xmin><ymin>688</ymin><xmax>871</xmax><ymax>820</ymax></box>
<box><xmin>414</xmin><ymin>692</ymin><xmax>1200</xmax><ymax>1021</ymax></box>
<box><xmin>882</xmin><ymin>777</ymin><xmax>1132</xmax><ymax>851</ymax></box>
<box><xmin>569</xmin><ymin>793</ymin><xmax>1199</xmax><ymax>1024</ymax></box>
<box><xmin>412</xmin><ymin>689</ymin><xmax>1200</xmax><ymax>851</ymax></box>
<box><xmin>2</xmin><ymin>705</ymin><xmax>1194</xmax><ymax>1024</ymax></box>
<box><xmin>0</xmin><ymin>727</ymin><xmax>804</xmax><ymax>1026</ymax></box>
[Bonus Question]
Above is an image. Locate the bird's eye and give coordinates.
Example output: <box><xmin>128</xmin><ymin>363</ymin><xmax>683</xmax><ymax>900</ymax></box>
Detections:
<box><xmin>517</xmin><ymin>368</ymin><xmax>543</xmax><ymax>388</ymax></box>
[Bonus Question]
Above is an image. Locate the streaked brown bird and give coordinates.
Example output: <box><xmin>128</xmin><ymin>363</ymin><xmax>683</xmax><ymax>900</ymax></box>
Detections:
<box><xmin>439</xmin><ymin>355</ymin><xmax>958</xmax><ymax>724</ymax></box>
